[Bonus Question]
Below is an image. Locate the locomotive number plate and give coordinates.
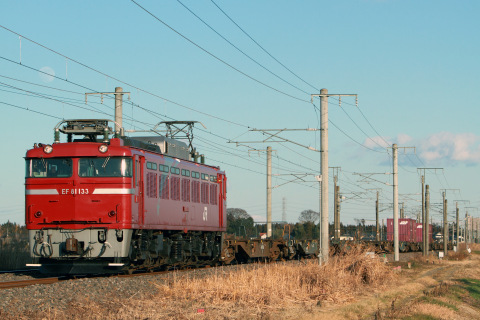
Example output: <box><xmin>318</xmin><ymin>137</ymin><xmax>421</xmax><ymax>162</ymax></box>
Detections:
<box><xmin>61</xmin><ymin>188</ymin><xmax>89</xmax><ymax>195</ymax></box>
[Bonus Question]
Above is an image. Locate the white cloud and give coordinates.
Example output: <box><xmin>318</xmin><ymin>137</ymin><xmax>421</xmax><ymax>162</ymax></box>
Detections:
<box><xmin>360</xmin><ymin>132</ymin><xmax>480</xmax><ymax>166</ymax></box>
<box><xmin>419</xmin><ymin>132</ymin><xmax>480</xmax><ymax>165</ymax></box>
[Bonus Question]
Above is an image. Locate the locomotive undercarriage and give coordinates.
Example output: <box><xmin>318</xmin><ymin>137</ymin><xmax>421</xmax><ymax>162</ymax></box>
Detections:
<box><xmin>125</xmin><ymin>230</ymin><xmax>223</xmax><ymax>273</ymax></box>
<box><xmin>29</xmin><ymin>228</ymin><xmax>224</xmax><ymax>275</ymax></box>
<box><xmin>28</xmin><ymin>228</ymin><xmax>133</xmax><ymax>274</ymax></box>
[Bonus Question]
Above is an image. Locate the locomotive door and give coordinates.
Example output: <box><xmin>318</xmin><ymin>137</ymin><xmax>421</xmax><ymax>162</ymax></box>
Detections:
<box><xmin>134</xmin><ymin>155</ymin><xmax>145</xmax><ymax>226</ymax></box>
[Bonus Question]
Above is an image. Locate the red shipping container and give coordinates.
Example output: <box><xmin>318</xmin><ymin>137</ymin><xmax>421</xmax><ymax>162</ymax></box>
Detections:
<box><xmin>387</xmin><ymin>218</ymin><xmax>416</xmax><ymax>242</ymax></box>
<box><xmin>415</xmin><ymin>223</ymin><xmax>433</xmax><ymax>243</ymax></box>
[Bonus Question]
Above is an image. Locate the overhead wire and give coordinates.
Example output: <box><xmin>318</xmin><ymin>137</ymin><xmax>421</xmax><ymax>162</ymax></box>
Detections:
<box><xmin>210</xmin><ymin>0</ymin><xmax>319</xmax><ymax>92</ymax></box>
<box><xmin>176</xmin><ymin>0</ymin><xmax>311</xmax><ymax>96</ymax></box>
<box><xmin>129</xmin><ymin>0</ymin><xmax>310</xmax><ymax>103</ymax></box>
<box><xmin>0</xmin><ymin>24</ymin><xmax>250</xmax><ymax>129</ymax></box>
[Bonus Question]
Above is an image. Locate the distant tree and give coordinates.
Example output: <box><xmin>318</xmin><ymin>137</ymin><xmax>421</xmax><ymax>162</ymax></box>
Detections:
<box><xmin>226</xmin><ymin>208</ymin><xmax>255</xmax><ymax>237</ymax></box>
<box><xmin>292</xmin><ymin>223</ymin><xmax>306</xmax><ymax>239</ymax></box>
<box><xmin>298</xmin><ymin>209</ymin><xmax>319</xmax><ymax>223</ymax></box>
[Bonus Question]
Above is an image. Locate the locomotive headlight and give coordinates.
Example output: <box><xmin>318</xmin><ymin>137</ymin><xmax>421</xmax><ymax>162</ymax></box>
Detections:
<box><xmin>43</xmin><ymin>145</ymin><xmax>53</xmax><ymax>154</ymax></box>
<box><xmin>108</xmin><ymin>210</ymin><xmax>116</xmax><ymax>217</ymax></box>
<box><xmin>34</xmin><ymin>211</ymin><xmax>42</xmax><ymax>218</ymax></box>
<box><xmin>98</xmin><ymin>145</ymin><xmax>108</xmax><ymax>153</ymax></box>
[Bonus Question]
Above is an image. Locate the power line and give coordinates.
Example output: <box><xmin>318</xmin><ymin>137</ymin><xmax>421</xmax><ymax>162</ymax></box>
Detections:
<box><xmin>0</xmin><ymin>24</ymin><xmax>250</xmax><ymax>128</ymax></box>
<box><xmin>210</xmin><ymin>0</ymin><xmax>319</xmax><ymax>92</ymax></box>
<box><xmin>129</xmin><ymin>0</ymin><xmax>310</xmax><ymax>103</ymax></box>
<box><xmin>176</xmin><ymin>0</ymin><xmax>311</xmax><ymax>96</ymax></box>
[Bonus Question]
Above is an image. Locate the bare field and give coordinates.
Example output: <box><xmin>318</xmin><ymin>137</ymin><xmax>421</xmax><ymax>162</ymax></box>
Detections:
<box><xmin>1</xmin><ymin>245</ymin><xmax>480</xmax><ymax>320</ymax></box>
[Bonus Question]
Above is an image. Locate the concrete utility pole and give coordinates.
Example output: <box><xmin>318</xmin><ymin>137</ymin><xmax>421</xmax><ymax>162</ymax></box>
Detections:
<box><xmin>114</xmin><ymin>87</ymin><xmax>123</xmax><ymax>134</ymax></box>
<box><xmin>425</xmin><ymin>185</ymin><xmax>430</xmax><ymax>256</ymax></box>
<box><xmin>443</xmin><ymin>192</ymin><xmax>448</xmax><ymax>257</ymax></box>
<box><xmin>267</xmin><ymin>146</ymin><xmax>272</xmax><ymax>237</ymax></box>
<box><xmin>456</xmin><ymin>203</ymin><xmax>459</xmax><ymax>247</ymax></box>
<box><xmin>381</xmin><ymin>218</ymin><xmax>384</xmax><ymax>240</ymax></box>
<box><xmin>334</xmin><ymin>184</ymin><xmax>341</xmax><ymax>240</ymax></box>
<box><xmin>417</xmin><ymin>168</ymin><xmax>442</xmax><ymax>256</ymax></box>
<box><xmin>311</xmin><ymin>89</ymin><xmax>357</xmax><ymax>264</ymax></box>
<box><xmin>392</xmin><ymin>144</ymin><xmax>399</xmax><ymax>262</ymax></box>
<box><xmin>319</xmin><ymin>89</ymin><xmax>329</xmax><ymax>264</ymax></box>
<box><xmin>230</xmin><ymin>128</ymin><xmax>319</xmax><ymax>238</ymax></box>
<box><xmin>85</xmin><ymin>87</ymin><xmax>130</xmax><ymax>136</ymax></box>
<box><xmin>376</xmin><ymin>191</ymin><xmax>380</xmax><ymax>241</ymax></box>
<box><xmin>421</xmin><ymin>176</ymin><xmax>426</xmax><ymax>255</ymax></box>
<box><xmin>388</xmin><ymin>144</ymin><xmax>415</xmax><ymax>262</ymax></box>
<box><xmin>465</xmin><ymin>212</ymin><xmax>469</xmax><ymax>244</ymax></box>
<box><xmin>331</xmin><ymin>166</ymin><xmax>341</xmax><ymax>241</ymax></box>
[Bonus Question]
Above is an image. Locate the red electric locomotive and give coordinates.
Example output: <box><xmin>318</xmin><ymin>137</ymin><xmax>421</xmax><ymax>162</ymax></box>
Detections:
<box><xmin>25</xmin><ymin>119</ymin><xmax>226</xmax><ymax>274</ymax></box>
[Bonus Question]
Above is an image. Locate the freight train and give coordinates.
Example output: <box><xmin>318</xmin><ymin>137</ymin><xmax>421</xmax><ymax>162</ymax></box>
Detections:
<box><xmin>25</xmin><ymin>119</ymin><xmax>318</xmax><ymax>274</ymax></box>
<box><xmin>330</xmin><ymin>218</ymin><xmax>452</xmax><ymax>255</ymax></box>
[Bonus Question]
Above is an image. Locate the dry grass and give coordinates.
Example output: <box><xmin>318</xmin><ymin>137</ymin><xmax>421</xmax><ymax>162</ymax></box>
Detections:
<box><xmin>3</xmin><ymin>246</ymin><xmax>396</xmax><ymax>320</ymax></box>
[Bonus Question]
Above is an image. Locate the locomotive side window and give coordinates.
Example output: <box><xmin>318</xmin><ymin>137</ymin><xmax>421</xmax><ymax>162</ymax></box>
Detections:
<box><xmin>192</xmin><ymin>171</ymin><xmax>200</xmax><ymax>179</ymax></box>
<box><xmin>170</xmin><ymin>167</ymin><xmax>180</xmax><ymax>175</ymax></box>
<box><xmin>181</xmin><ymin>169</ymin><xmax>190</xmax><ymax>177</ymax></box>
<box><xmin>159</xmin><ymin>164</ymin><xmax>169</xmax><ymax>173</ymax></box>
<box><xmin>146</xmin><ymin>162</ymin><xmax>157</xmax><ymax>170</ymax></box>
<box><xmin>78</xmin><ymin>157</ymin><xmax>132</xmax><ymax>177</ymax></box>
<box><xmin>26</xmin><ymin>158</ymin><xmax>72</xmax><ymax>178</ymax></box>
<box><xmin>201</xmin><ymin>173</ymin><xmax>209</xmax><ymax>181</ymax></box>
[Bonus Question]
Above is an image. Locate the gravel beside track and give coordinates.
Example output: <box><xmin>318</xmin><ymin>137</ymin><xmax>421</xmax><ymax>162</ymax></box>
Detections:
<box><xmin>0</xmin><ymin>265</ymin><xmax>245</xmax><ymax>315</ymax></box>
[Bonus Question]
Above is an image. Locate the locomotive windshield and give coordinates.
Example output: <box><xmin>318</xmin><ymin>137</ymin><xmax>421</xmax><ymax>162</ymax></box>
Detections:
<box><xmin>78</xmin><ymin>157</ymin><xmax>132</xmax><ymax>177</ymax></box>
<box><xmin>26</xmin><ymin>158</ymin><xmax>73</xmax><ymax>178</ymax></box>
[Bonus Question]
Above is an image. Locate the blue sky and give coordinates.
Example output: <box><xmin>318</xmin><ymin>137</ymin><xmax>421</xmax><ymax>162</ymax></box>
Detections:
<box><xmin>1</xmin><ymin>0</ymin><xmax>479</xmax><ymax>227</ymax></box>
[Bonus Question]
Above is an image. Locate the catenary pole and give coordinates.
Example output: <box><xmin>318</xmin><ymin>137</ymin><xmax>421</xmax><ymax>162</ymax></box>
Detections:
<box><xmin>425</xmin><ymin>185</ymin><xmax>430</xmax><ymax>256</ymax></box>
<box><xmin>443</xmin><ymin>192</ymin><xmax>448</xmax><ymax>257</ymax></box>
<box><xmin>393</xmin><ymin>143</ymin><xmax>399</xmax><ymax>261</ymax></box>
<box><xmin>114</xmin><ymin>87</ymin><xmax>123</xmax><ymax>135</ymax></box>
<box><xmin>311</xmin><ymin>90</ymin><xmax>357</xmax><ymax>264</ymax></box>
<box><xmin>422</xmin><ymin>176</ymin><xmax>426</xmax><ymax>256</ymax></box>
<box><xmin>376</xmin><ymin>191</ymin><xmax>380</xmax><ymax>241</ymax></box>
<box><xmin>320</xmin><ymin>88</ymin><xmax>329</xmax><ymax>264</ymax></box>
<box><xmin>267</xmin><ymin>146</ymin><xmax>272</xmax><ymax>237</ymax></box>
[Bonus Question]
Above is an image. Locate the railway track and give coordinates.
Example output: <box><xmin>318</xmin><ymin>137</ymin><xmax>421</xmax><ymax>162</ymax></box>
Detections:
<box><xmin>0</xmin><ymin>249</ymin><xmax>434</xmax><ymax>290</ymax></box>
<box><xmin>0</xmin><ymin>277</ymin><xmax>60</xmax><ymax>289</ymax></box>
<box><xmin>0</xmin><ymin>264</ymin><xmax>210</xmax><ymax>290</ymax></box>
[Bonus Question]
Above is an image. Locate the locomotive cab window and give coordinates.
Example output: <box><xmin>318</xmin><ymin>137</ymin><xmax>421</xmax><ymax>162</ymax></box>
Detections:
<box><xmin>26</xmin><ymin>158</ymin><xmax>73</xmax><ymax>178</ymax></box>
<box><xmin>78</xmin><ymin>157</ymin><xmax>132</xmax><ymax>177</ymax></box>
